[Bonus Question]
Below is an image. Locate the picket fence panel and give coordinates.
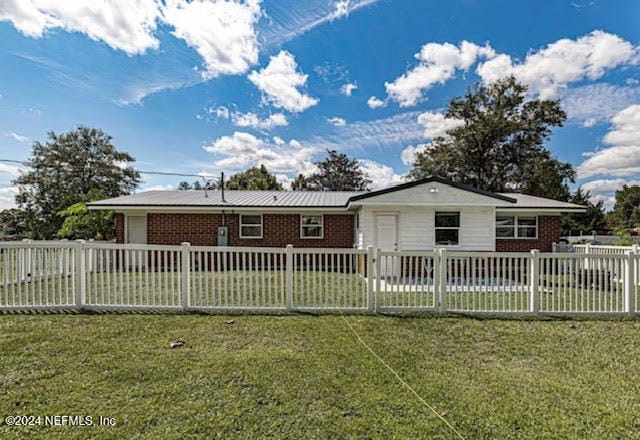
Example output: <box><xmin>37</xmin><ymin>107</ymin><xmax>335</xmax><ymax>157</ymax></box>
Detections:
<box><xmin>1</xmin><ymin>240</ymin><xmax>639</xmax><ymax>316</ymax></box>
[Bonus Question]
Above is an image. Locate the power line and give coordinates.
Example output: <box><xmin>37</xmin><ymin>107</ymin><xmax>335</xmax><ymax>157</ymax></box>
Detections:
<box><xmin>0</xmin><ymin>159</ymin><xmax>28</xmax><ymax>165</ymax></box>
<box><xmin>0</xmin><ymin>159</ymin><xmax>220</xmax><ymax>180</ymax></box>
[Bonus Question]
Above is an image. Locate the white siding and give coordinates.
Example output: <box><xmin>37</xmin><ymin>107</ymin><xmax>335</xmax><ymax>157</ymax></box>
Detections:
<box><xmin>358</xmin><ymin>205</ymin><xmax>495</xmax><ymax>251</ymax></box>
<box><xmin>353</xmin><ymin>181</ymin><xmax>510</xmax><ymax>207</ymax></box>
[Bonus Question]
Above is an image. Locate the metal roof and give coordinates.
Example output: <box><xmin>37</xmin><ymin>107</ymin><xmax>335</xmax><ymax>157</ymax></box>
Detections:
<box><xmin>88</xmin><ymin>178</ymin><xmax>586</xmax><ymax>211</ymax></box>
<box><xmin>496</xmin><ymin>193</ymin><xmax>585</xmax><ymax>210</ymax></box>
<box><xmin>88</xmin><ymin>190</ymin><xmax>364</xmax><ymax>208</ymax></box>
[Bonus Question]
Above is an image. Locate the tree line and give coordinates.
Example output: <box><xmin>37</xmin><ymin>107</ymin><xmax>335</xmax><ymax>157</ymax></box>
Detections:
<box><xmin>1</xmin><ymin>77</ymin><xmax>635</xmax><ymax>241</ymax></box>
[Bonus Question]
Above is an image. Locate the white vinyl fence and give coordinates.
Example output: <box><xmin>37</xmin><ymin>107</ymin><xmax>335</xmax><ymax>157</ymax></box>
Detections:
<box><xmin>570</xmin><ymin>243</ymin><xmax>640</xmax><ymax>255</ymax></box>
<box><xmin>1</xmin><ymin>240</ymin><xmax>639</xmax><ymax>316</ymax></box>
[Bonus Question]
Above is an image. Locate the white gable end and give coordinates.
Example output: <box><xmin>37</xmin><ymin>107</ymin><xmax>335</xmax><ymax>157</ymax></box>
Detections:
<box><xmin>351</xmin><ymin>181</ymin><xmax>513</xmax><ymax>207</ymax></box>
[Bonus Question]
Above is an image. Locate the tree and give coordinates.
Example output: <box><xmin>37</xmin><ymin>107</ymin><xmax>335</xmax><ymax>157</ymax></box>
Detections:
<box><xmin>560</xmin><ymin>187</ymin><xmax>606</xmax><ymax>235</ymax></box>
<box><xmin>178</xmin><ymin>181</ymin><xmax>192</xmax><ymax>190</ymax></box>
<box><xmin>305</xmin><ymin>150</ymin><xmax>371</xmax><ymax>191</ymax></box>
<box><xmin>607</xmin><ymin>185</ymin><xmax>640</xmax><ymax>230</ymax></box>
<box><xmin>407</xmin><ymin>76</ymin><xmax>574</xmax><ymax>199</ymax></box>
<box><xmin>0</xmin><ymin>208</ymin><xmax>29</xmax><ymax>240</ymax></box>
<box><xmin>291</xmin><ymin>174</ymin><xmax>309</xmax><ymax>191</ymax></box>
<box><xmin>57</xmin><ymin>189</ymin><xmax>115</xmax><ymax>240</ymax></box>
<box><xmin>225</xmin><ymin>165</ymin><xmax>283</xmax><ymax>190</ymax></box>
<box><xmin>13</xmin><ymin>126</ymin><xmax>140</xmax><ymax>239</ymax></box>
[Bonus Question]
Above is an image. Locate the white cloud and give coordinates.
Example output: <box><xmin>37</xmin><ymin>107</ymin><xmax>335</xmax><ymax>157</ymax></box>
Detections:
<box><xmin>0</xmin><ymin>163</ymin><xmax>23</xmax><ymax>175</ymax></box>
<box><xmin>0</xmin><ymin>186</ymin><xmax>19</xmax><ymax>210</ymax></box>
<box><xmin>261</xmin><ymin>0</ymin><xmax>379</xmax><ymax>47</ymax></box>
<box><xmin>358</xmin><ymin>159</ymin><xmax>404</xmax><ymax>190</ymax></box>
<box><xmin>5</xmin><ymin>131</ymin><xmax>29</xmax><ymax>143</ymax></box>
<box><xmin>578</xmin><ymin>105</ymin><xmax>640</xmax><ymax>179</ymax></box>
<box><xmin>417</xmin><ymin>111</ymin><xmax>464</xmax><ymax>139</ymax></box>
<box><xmin>310</xmin><ymin>111</ymin><xmax>424</xmax><ymax>151</ymax></box>
<box><xmin>401</xmin><ymin>143</ymin><xmax>431</xmax><ymax>166</ymax></box>
<box><xmin>331</xmin><ymin>0</ymin><xmax>350</xmax><ymax>19</ymax></box>
<box><xmin>248</xmin><ymin>50</ymin><xmax>318</xmax><ymax>112</ymax></box>
<box><xmin>341</xmin><ymin>82</ymin><xmax>358</xmax><ymax>96</ymax></box>
<box><xmin>274</xmin><ymin>173</ymin><xmax>293</xmax><ymax>190</ymax></box>
<box><xmin>367</xmin><ymin>96</ymin><xmax>385</xmax><ymax>108</ymax></box>
<box><xmin>0</xmin><ymin>0</ymin><xmax>162</xmax><ymax>55</ymax></box>
<box><xmin>139</xmin><ymin>184</ymin><xmax>175</xmax><ymax>192</ymax></box>
<box><xmin>385</xmin><ymin>41</ymin><xmax>496</xmax><ymax>107</ymax></box>
<box><xmin>213</xmin><ymin>106</ymin><xmax>230</xmax><ymax>119</ymax></box>
<box><xmin>581</xmin><ymin>178</ymin><xmax>640</xmax><ymax>194</ymax></box>
<box><xmin>580</xmin><ymin>178</ymin><xmax>640</xmax><ymax>210</ymax></box>
<box><xmin>582</xmin><ymin>118</ymin><xmax>597</xmax><ymax>128</ymax></box>
<box><xmin>204</xmin><ymin>106</ymin><xmax>287</xmax><ymax>129</ymax></box>
<box><xmin>231</xmin><ymin>111</ymin><xmax>288</xmax><ymax>130</ymax></box>
<box><xmin>162</xmin><ymin>0</ymin><xmax>262</xmax><ymax>79</ymax></box>
<box><xmin>602</xmin><ymin>104</ymin><xmax>640</xmax><ymax>146</ymax></box>
<box><xmin>477</xmin><ymin>30</ymin><xmax>638</xmax><ymax>99</ymax></box>
<box><xmin>560</xmin><ymin>84</ymin><xmax>640</xmax><ymax>126</ymax></box>
<box><xmin>204</xmin><ymin>131</ymin><xmax>317</xmax><ymax>174</ymax></box>
<box><xmin>327</xmin><ymin>116</ymin><xmax>346</xmax><ymax>127</ymax></box>
<box><xmin>578</xmin><ymin>146</ymin><xmax>640</xmax><ymax>179</ymax></box>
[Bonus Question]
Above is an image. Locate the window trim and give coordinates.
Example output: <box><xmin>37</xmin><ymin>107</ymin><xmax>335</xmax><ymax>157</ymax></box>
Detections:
<box><xmin>300</xmin><ymin>214</ymin><xmax>324</xmax><ymax>239</ymax></box>
<box><xmin>496</xmin><ymin>215</ymin><xmax>538</xmax><ymax>240</ymax></box>
<box><xmin>239</xmin><ymin>214</ymin><xmax>263</xmax><ymax>239</ymax></box>
<box><xmin>434</xmin><ymin>211</ymin><xmax>461</xmax><ymax>246</ymax></box>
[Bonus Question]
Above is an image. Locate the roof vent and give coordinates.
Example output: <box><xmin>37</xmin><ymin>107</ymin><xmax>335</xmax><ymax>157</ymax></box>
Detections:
<box><xmin>273</xmin><ymin>195</ymin><xmax>278</xmax><ymax>201</ymax></box>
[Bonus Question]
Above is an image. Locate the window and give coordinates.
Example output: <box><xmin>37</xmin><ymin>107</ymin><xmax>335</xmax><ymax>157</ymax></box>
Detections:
<box><xmin>240</xmin><ymin>214</ymin><xmax>262</xmax><ymax>238</ymax></box>
<box><xmin>301</xmin><ymin>215</ymin><xmax>323</xmax><ymax>238</ymax></box>
<box><xmin>435</xmin><ymin>212</ymin><xmax>460</xmax><ymax>245</ymax></box>
<box><xmin>496</xmin><ymin>216</ymin><xmax>537</xmax><ymax>239</ymax></box>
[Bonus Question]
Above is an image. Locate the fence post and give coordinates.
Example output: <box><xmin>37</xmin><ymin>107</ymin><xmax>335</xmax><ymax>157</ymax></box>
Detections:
<box><xmin>432</xmin><ymin>249</ymin><xmax>440</xmax><ymax>312</ymax></box>
<box><xmin>60</xmin><ymin>239</ymin><xmax>69</xmax><ymax>276</ymax></box>
<box><xmin>181</xmin><ymin>242</ymin><xmax>191</xmax><ymax>311</ymax></box>
<box><xmin>633</xmin><ymin>244</ymin><xmax>639</xmax><ymax>255</ymax></box>
<box><xmin>21</xmin><ymin>238</ymin><xmax>32</xmax><ymax>281</ymax></box>
<box><xmin>438</xmin><ymin>248</ymin><xmax>447</xmax><ymax>313</ymax></box>
<box><xmin>375</xmin><ymin>248</ymin><xmax>382</xmax><ymax>313</ymax></box>
<box><xmin>552</xmin><ymin>242</ymin><xmax>557</xmax><ymax>253</ymax></box>
<box><xmin>624</xmin><ymin>250</ymin><xmax>635</xmax><ymax>316</ymax></box>
<box><xmin>74</xmin><ymin>240</ymin><xmax>86</xmax><ymax>309</ymax></box>
<box><xmin>529</xmin><ymin>250</ymin><xmax>540</xmax><ymax>314</ymax></box>
<box><xmin>88</xmin><ymin>239</ymin><xmax>95</xmax><ymax>274</ymax></box>
<box><xmin>367</xmin><ymin>246</ymin><xmax>375</xmax><ymax>314</ymax></box>
<box><xmin>285</xmin><ymin>244</ymin><xmax>293</xmax><ymax>312</ymax></box>
<box><xmin>584</xmin><ymin>243</ymin><xmax>591</xmax><ymax>269</ymax></box>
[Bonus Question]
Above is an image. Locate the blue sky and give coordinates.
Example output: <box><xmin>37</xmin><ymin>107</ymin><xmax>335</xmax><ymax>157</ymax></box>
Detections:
<box><xmin>0</xmin><ymin>0</ymin><xmax>639</xmax><ymax>210</ymax></box>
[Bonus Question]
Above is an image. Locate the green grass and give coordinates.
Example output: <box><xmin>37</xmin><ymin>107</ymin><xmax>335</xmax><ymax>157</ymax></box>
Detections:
<box><xmin>2</xmin><ymin>315</ymin><xmax>640</xmax><ymax>439</ymax></box>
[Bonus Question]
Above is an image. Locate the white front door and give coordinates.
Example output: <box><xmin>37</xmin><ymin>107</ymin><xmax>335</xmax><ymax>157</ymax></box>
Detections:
<box><xmin>375</xmin><ymin>214</ymin><xmax>398</xmax><ymax>277</ymax></box>
<box><xmin>126</xmin><ymin>216</ymin><xmax>147</xmax><ymax>244</ymax></box>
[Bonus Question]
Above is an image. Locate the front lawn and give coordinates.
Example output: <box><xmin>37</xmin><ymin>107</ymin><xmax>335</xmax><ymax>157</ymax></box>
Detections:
<box><xmin>1</xmin><ymin>315</ymin><xmax>640</xmax><ymax>439</ymax></box>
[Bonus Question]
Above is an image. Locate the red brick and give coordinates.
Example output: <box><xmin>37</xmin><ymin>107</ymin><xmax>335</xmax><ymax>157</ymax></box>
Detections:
<box><xmin>116</xmin><ymin>213</ymin><xmax>355</xmax><ymax>248</ymax></box>
<box><xmin>495</xmin><ymin>216</ymin><xmax>560</xmax><ymax>252</ymax></box>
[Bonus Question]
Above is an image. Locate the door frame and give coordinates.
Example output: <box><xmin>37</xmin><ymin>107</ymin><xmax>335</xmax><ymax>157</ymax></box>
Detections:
<box><xmin>374</xmin><ymin>212</ymin><xmax>399</xmax><ymax>279</ymax></box>
<box><xmin>374</xmin><ymin>212</ymin><xmax>399</xmax><ymax>251</ymax></box>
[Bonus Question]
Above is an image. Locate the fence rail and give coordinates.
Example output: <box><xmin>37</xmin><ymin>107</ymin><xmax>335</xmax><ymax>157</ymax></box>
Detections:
<box><xmin>1</xmin><ymin>240</ymin><xmax>640</xmax><ymax>316</ymax></box>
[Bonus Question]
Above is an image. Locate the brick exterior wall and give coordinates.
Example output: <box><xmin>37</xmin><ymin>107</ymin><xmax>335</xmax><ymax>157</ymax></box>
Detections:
<box><xmin>114</xmin><ymin>213</ymin><xmax>125</xmax><ymax>243</ymax></box>
<box><xmin>494</xmin><ymin>215</ymin><xmax>560</xmax><ymax>252</ymax></box>
<box><xmin>134</xmin><ymin>212</ymin><xmax>355</xmax><ymax>248</ymax></box>
<box><xmin>115</xmin><ymin>211</ymin><xmax>558</xmax><ymax>252</ymax></box>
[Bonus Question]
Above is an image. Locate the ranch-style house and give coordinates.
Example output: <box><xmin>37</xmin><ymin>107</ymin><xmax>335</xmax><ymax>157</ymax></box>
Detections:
<box><xmin>88</xmin><ymin>176</ymin><xmax>586</xmax><ymax>253</ymax></box>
